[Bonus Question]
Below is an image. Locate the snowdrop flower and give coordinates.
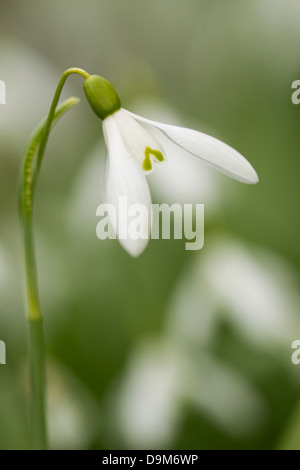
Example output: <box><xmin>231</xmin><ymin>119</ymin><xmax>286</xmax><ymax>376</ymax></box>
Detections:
<box><xmin>111</xmin><ymin>338</ymin><xmax>265</xmax><ymax>448</ymax></box>
<box><xmin>84</xmin><ymin>75</ymin><xmax>258</xmax><ymax>256</ymax></box>
<box><xmin>166</xmin><ymin>236</ymin><xmax>300</xmax><ymax>348</ymax></box>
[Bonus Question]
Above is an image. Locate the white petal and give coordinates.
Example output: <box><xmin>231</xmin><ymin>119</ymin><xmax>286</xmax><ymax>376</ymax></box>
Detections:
<box><xmin>113</xmin><ymin>109</ymin><xmax>165</xmax><ymax>173</ymax></box>
<box><xmin>124</xmin><ymin>110</ymin><xmax>258</xmax><ymax>184</ymax></box>
<box><xmin>102</xmin><ymin>116</ymin><xmax>151</xmax><ymax>257</ymax></box>
<box><xmin>113</xmin><ymin>340</ymin><xmax>181</xmax><ymax>448</ymax></box>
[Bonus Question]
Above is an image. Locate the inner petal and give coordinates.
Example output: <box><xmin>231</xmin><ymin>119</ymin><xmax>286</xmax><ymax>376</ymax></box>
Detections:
<box><xmin>113</xmin><ymin>109</ymin><xmax>165</xmax><ymax>173</ymax></box>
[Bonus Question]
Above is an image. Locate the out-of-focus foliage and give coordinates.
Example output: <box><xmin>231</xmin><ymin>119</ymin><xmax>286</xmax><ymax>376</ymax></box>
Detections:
<box><xmin>1</xmin><ymin>0</ymin><xmax>300</xmax><ymax>450</ymax></box>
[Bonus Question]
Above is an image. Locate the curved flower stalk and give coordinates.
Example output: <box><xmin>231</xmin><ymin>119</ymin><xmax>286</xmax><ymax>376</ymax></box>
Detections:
<box><xmin>83</xmin><ymin>75</ymin><xmax>258</xmax><ymax>257</ymax></box>
<box><xmin>19</xmin><ymin>67</ymin><xmax>90</xmax><ymax>450</ymax></box>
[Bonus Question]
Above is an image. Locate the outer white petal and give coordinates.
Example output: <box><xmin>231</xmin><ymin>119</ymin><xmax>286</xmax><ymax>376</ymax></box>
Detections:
<box><xmin>103</xmin><ymin>116</ymin><xmax>152</xmax><ymax>257</ymax></box>
<box><xmin>124</xmin><ymin>109</ymin><xmax>258</xmax><ymax>184</ymax></box>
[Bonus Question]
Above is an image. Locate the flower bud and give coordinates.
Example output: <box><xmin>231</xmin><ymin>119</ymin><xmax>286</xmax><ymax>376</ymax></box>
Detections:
<box><xmin>83</xmin><ymin>75</ymin><xmax>121</xmax><ymax>120</ymax></box>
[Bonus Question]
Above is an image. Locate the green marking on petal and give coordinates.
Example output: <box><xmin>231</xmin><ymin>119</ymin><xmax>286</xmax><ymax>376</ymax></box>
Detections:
<box><xmin>143</xmin><ymin>147</ymin><xmax>164</xmax><ymax>171</ymax></box>
<box><xmin>143</xmin><ymin>154</ymin><xmax>153</xmax><ymax>171</ymax></box>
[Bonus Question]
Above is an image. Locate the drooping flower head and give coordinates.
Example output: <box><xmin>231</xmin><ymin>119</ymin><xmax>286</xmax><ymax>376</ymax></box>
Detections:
<box><xmin>84</xmin><ymin>75</ymin><xmax>258</xmax><ymax>257</ymax></box>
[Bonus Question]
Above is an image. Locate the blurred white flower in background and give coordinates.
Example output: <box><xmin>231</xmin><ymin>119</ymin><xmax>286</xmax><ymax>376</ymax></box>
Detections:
<box><xmin>47</xmin><ymin>361</ymin><xmax>99</xmax><ymax>450</ymax></box>
<box><xmin>255</xmin><ymin>0</ymin><xmax>300</xmax><ymax>35</ymax></box>
<box><xmin>168</xmin><ymin>236</ymin><xmax>300</xmax><ymax>348</ymax></box>
<box><xmin>182</xmin><ymin>353</ymin><xmax>266</xmax><ymax>436</ymax></box>
<box><xmin>110</xmin><ymin>337</ymin><xmax>266</xmax><ymax>448</ymax></box>
<box><xmin>112</xmin><ymin>340</ymin><xmax>182</xmax><ymax>449</ymax></box>
<box><xmin>0</xmin><ymin>40</ymin><xmax>61</xmax><ymax>151</ymax></box>
<box><xmin>201</xmin><ymin>239</ymin><xmax>300</xmax><ymax>346</ymax></box>
<box><xmin>108</xmin><ymin>235</ymin><xmax>300</xmax><ymax>448</ymax></box>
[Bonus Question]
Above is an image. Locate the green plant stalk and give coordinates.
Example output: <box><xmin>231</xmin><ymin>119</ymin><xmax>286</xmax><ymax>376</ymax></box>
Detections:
<box><xmin>19</xmin><ymin>98</ymin><xmax>79</xmax><ymax>449</ymax></box>
<box><xmin>18</xmin><ymin>66</ymin><xmax>89</xmax><ymax>450</ymax></box>
<box><xmin>29</xmin><ymin>318</ymin><xmax>47</xmax><ymax>450</ymax></box>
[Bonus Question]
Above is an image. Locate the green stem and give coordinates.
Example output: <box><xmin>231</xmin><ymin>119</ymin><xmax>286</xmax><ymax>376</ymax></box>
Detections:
<box><xmin>18</xmin><ymin>67</ymin><xmax>89</xmax><ymax>450</ymax></box>
<box><xmin>20</xmin><ymin>98</ymin><xmax>80</xmax><ymax>321</ymax></box>
<box><xmin>29</xmin><ymin>319</ymin><xmax>47</xmax><ymax>450</ymax></box>
<box><xmin>35</xmin><ymin>68</ymin><xmax>90</xmax><ymax>177</ymax></box>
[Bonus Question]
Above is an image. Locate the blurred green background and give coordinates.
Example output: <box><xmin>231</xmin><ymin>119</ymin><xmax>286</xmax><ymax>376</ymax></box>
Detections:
<box><xmin>1</xmin><ymin>0</ymin><xmax>300</xmax><ymax>450</ymax></box>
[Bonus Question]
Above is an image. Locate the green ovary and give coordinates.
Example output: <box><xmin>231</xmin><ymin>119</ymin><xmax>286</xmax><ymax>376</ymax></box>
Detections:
<box><xmin>143</xmin><ymin>147</ymin><xmax>164</xmax><ymax>171</ymax></box>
